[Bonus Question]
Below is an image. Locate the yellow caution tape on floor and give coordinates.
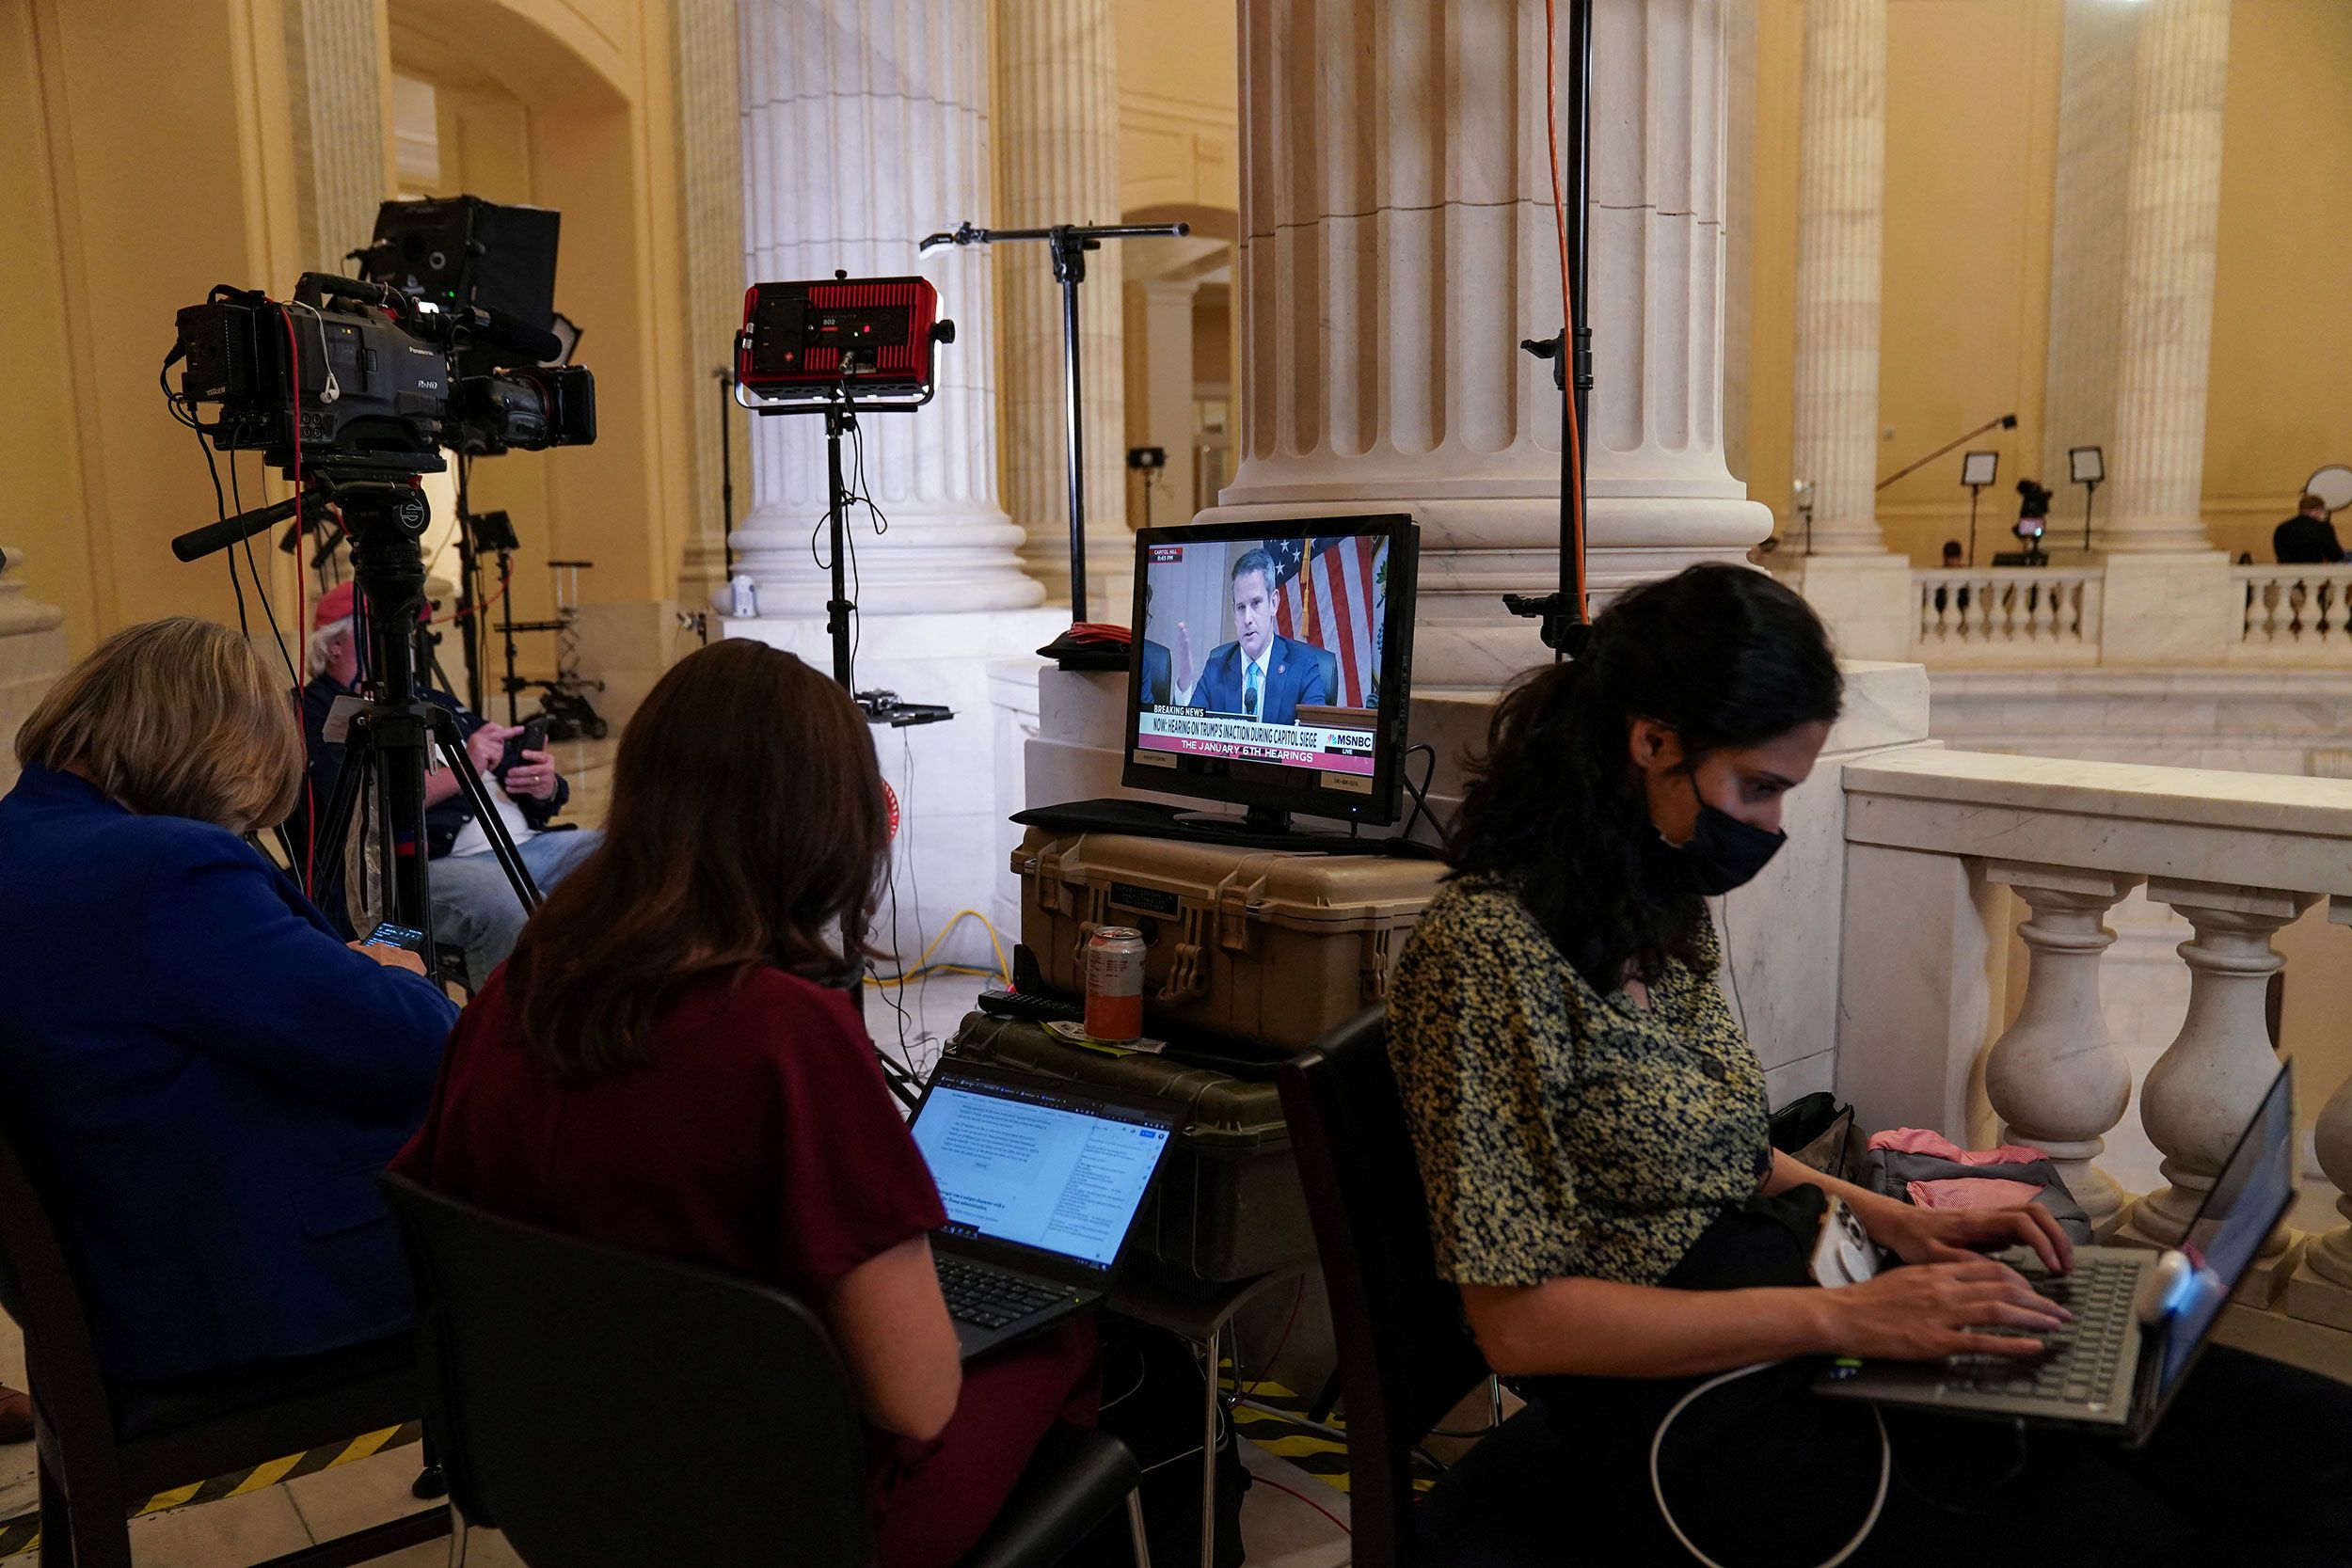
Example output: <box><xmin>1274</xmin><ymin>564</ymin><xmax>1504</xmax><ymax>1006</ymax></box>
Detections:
<box><xmin>0</xmin><ymin>1420</ymin><xmax>423</xmax><ymax>1558</ymax></box>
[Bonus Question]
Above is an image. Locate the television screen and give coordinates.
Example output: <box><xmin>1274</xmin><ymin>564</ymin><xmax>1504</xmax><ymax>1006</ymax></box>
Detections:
<box><xmin>1122</xmin><ymin>515</ymin><xmax>1417</xmax><ymax>826</ymax></box>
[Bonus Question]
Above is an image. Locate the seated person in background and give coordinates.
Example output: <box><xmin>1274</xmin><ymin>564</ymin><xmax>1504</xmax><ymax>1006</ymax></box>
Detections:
<box><xmin>0</xmin><ymin>618</ymin><xmax>456</xmax><ymax>1389</ymax></box>
<box><xmin>1168</xmin><ymin>546</ymin><xmax>1329</xmax><ymax>722</ymax></box>
<box><xmin>1940</xmin><ymin>538</ymin><xmax>1964</xmax><ymax>569</ymax></box>
<box><xmin>1393</xmin><ymin>565</ymin><xmax>2352</xmax><ymax>1566</ymax></box>
<box><xmin>2273</xmin><ymin>493</ymin><xmax>2344</xmax><ymax>565</ymax></box>
<box><xmin>301</xmin><ymin>582</ymin><xmax>599</xmax><ymax>988</ymax></box>
<box><xmin>394</xmin><ymin>641</ymin><xmax>1095</xmax><ymax>1568</ymax></box>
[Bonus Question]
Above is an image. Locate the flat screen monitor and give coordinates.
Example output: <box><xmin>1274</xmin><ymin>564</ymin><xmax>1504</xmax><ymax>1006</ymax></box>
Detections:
<box><xmin>1122</xmin><ymin>515</ymin><xmax>1418</xmax><ymax>827</ymax></box>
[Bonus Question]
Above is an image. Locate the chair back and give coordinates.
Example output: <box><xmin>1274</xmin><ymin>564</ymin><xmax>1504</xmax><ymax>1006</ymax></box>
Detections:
<box><xmin>0</xmin><ymin>1113</ymin><xmax>120</xmax><ymax>1453</ymax></box>
<box><xmin>1278</xmin><ymin>1006</ymin><xmax>1492</xmax><ymax>1568</ymax></box>
<box><xmin>380</xmin><ymin>1174</ymin><xmax>872</xmax><ymax>1568</ymax></box>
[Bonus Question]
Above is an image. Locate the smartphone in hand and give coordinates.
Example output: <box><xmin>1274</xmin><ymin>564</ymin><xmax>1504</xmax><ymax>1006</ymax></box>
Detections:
<box><xmin>497</xmin><ymin>717</ymin><xmax>551</xmax><ymax>777</ymax></box>
<box><xmin>362</xmin><ymin>921</ymin><xmax>427</xmax><ymax>955</ymax></box>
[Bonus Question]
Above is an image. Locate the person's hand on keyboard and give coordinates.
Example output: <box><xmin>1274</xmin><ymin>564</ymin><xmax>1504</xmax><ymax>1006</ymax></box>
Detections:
<box><xmin>1870</xmin><ymin>1200</ymin><xmax>2074</xmax><ymax>1276</ymax></box>
<box><xmin>1821</xmin><ymin>1258</ymin><xmax>2074</xmax><ymax>1362</ymax></box>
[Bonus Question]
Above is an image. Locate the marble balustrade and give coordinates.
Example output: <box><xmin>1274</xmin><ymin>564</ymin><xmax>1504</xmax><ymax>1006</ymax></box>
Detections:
<box><xmin>1912</xmin><ymin>568</ymin><xmax>2102</xmax><ymax>665</ymax></box>
<box><xmin>1834</xmin><ymin>746</ymin><xmax>2352</xmax><ymax>1371</ymax></box>
<box><xmin>1806</xmin><ymin>561</ymin><xmax>2352</xmax><ymax>670</ymax></box>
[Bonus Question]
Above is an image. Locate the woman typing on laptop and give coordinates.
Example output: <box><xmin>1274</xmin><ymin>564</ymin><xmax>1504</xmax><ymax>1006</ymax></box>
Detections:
<box><xmin>1390</xmin><ymin>566</ymin><xmax>2352</xmax><ymax>1567</ymax></box>
<box><xmin>395</xmin><ymin>641</ymin><xmax>1096</xmax><ymax>1568</ymax></box>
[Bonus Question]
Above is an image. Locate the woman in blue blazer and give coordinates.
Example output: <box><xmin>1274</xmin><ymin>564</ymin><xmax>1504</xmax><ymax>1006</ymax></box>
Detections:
<box><xmin>0</xmin><ymin>618</ymin><xmax>458</xmax><ymax>1387</ymax></box>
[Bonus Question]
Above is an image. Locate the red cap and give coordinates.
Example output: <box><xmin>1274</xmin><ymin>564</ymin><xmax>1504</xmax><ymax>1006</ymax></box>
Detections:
<box><xmin>312</xmin><ymin>581</ymin><xmax>431</xmax><ymax>628</ymax></box>
<box><xmin>314</xmin><ymin>581</ymin><xmax>355</xmax><ymax>628</ymax></box>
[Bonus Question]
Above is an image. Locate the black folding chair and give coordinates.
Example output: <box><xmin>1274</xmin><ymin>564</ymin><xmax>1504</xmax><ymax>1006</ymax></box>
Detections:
<box><xmin>379</xmin><ymin>1173</ymin><xmax>1149</xmax><ymax>1568</ymax></box>
<box><xmin>0</xmin><ymin>1120</ymin><xmax>446</xmax><ymax>1568</ymax></box>
<box><xmin>1278</xmin><ymin>1006</ymin><xmax>1565</xmax><ymax>1568</ymax></box>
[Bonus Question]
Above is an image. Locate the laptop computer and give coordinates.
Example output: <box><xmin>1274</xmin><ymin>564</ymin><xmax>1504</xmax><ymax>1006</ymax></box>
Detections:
<box><xmin>907</xmin><ymin>1058</ymin><xmax>1184</xmax><ymax>1361</ymax></box>
<box><xmin>1816</xmin><ymin>1062</ymin><xmax>2297</xmax><ymax>1445</ymax></box>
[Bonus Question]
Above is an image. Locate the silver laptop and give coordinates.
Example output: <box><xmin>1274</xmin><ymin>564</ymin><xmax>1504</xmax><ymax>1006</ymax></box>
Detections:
<box><xmin>907</xmin><ymin>1058</ymin><xmax>1184</xmax><ymax>1360</ymax></box>
<box><xmin>1817</xmin><ymin>1063</ymin><xmax>2297</xmax><ymax>1446</ymax></box>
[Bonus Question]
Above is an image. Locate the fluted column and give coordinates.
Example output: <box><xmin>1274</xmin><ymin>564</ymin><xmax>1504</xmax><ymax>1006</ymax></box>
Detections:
<box><xmin>677</xmin><ymin>0</ymin><xmax>746</xmax><ymax>612</ymax></box>
<box><xmin>2100</xmin><ymin>0</ymin><xmax>2230</xmax><ymax>554</ymax></box>
<box><xmin>993</xmin><ymin>0</ymin><xmax>1131</xmax><ymax>619</ymax></box>
<box><xmin>1790</xmin><ymin>0</ymin><xmax>1886</xmax><ymax>556</ymax></box>
<box><xmin>2122</xmin><ymin>879</ymin><xmax>2312</xmax><ymax>1249</ymax></box>
<box><xmin>1982</xmin><ymin>865</ymin><xmax>2142</xmax><ymax>1234</ymax></box>
<box><xmin>1204</xmin><ymin>0</ymin><xmax>1769</xmax><ymax>693</ymax></box>
<box><xmin>283</xmin><ymin>0</ymin><xmax>391</xmax><ymax>272</ymax></box>
<box><xmin>732</xmin><ymin>0</ymin><xmax>1043</xmax><ymax>618</ymax></box>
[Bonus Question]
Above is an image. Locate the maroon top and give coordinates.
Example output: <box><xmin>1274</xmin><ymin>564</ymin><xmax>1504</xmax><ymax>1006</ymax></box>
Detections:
<box><xmin>394</xmin><ymin>968</ymin><xmax>1096</xmax><ymax>1567</ymax></box>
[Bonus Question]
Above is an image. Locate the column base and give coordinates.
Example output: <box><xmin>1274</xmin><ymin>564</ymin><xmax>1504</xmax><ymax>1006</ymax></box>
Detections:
<box><xmin>721</xmin><ymin>606</ymin><xmax>1070</xmax><ymax>969</ymax></box>
<box><xmin>1790</xmin><ymin>553</ymin><xmax>1915</xmax><ymax>662</ymax></box>
<box><xmin>2284</xmin><ymin>1229</ymin><xmax>2352</xmax><ymax>1332</ymax></box>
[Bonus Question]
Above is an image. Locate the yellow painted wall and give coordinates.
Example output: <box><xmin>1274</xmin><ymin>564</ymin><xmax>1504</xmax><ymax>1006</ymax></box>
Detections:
<box><xmin>3</xmin><ymin>0</ymin><xmax>307</xmax><ymax>654</ymax></box>
<box><xmin>2205</xmin><ymin>0</ymin><xmax>2352</xmax><ymax>562</ymax></box>
<box><xmin>1740</xmin><ymin>0</ymin><xmax>2352</xmax><ymax>567</ymax></box>
<box><xmin>5</xmin><ymin>0</ymin><xmax>696</xmax><ymax>668</ymax></box>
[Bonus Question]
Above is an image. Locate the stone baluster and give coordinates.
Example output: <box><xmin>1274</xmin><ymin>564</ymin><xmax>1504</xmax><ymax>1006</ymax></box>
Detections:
<box><xmin>1983</xmin><ymin>865</ymin><xmax>2143</xmax><ymax>1233</ymax></box>
<box><xmin>2285</xmin><ymin>896</ymin><xmax>2352</xmax><ymax>1330</ymax></box>
<box><xmin>2122</xmin><ymin>879</ymin><xmax>2315</xmax><ymax>1249</ymax></box>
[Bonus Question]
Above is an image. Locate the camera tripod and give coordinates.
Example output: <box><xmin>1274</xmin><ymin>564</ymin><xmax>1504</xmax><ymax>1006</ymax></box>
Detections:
<box><xmin>174</xmin><ymin>471</ymin><xmax>543</xmax><ymax>978</ymax></box>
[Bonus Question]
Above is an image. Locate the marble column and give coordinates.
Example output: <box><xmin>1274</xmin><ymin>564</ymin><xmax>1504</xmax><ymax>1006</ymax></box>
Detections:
<box><xmin>732</xmin><ymin>0</ymin><xmax>1043</xmax><ymax>618</ymax></box>
<box><xmin>2100</xmin><ymin>0</ymin><xmax>2230</xmax><ymax>555</ymax></box>
<box><xmin>676</xmin><ymin>0</ymin><xmax>746</xmax><ymax>613</ymax></box>
<box><xmin>1982</xmin><ymin>866</ymin><xmax>2142</xmax><ymax>1233</ymax></box>
<box><xmin>993</xmin><ymin>0</ymin><xmax>1132</xmax><ymax>620</ymax></box>
<box><xmin>1789</xmin><ymin>0</ymin><xmax>1886</xmax><ymax>557</ymax></box>
<box><xmin>283</xmin><ymin>0</ymin><xmax>390</xmax><ymax>273</ymax></box>
<box><xmin>1202</xmin><ymin>0</ymin><xmax>1771</xmax><ymax>693</ymax></box>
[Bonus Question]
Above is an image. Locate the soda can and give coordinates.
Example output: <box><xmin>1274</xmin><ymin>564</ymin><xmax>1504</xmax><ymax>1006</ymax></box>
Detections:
<box><xmin>728</xmin><ymin>574</ymin><xmax>759</xmax><ymax>618</ymax></box>
<box><xmin>1083</xmin><ymin>927</ymin><xmax>1147</xmax><ymax>1043</ymax></box>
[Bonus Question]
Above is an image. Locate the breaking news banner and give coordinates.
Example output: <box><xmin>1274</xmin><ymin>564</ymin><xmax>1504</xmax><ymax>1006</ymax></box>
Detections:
<box><xmin>1136</xmin><ymin>707</ymin><xmax>1376</xmax><ymax>775</ymax></box>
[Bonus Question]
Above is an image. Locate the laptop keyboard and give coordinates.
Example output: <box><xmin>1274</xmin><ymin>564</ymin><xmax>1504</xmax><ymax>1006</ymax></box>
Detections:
<box><xmin>1942</xmin><ymin>1254</ymin><xmax>2138</xmax><ymax>1406</ymax></box>
<box><xmin>935</xmin><ymin>1255</ymin><xmax>1069</xmax><ymax>1330</ymax></box>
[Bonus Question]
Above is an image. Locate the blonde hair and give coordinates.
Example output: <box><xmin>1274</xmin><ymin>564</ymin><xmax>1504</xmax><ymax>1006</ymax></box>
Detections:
<box><xmin>17</xmin><ymin>617</ymin><xmax>305</xmax><ymax>833</ymax></box>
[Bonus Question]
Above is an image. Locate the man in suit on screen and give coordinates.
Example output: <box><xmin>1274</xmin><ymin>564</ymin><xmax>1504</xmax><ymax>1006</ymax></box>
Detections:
<box><xmin>1169</xmin><ymin>547</ymin><xmax>1330</xmax><ymax>724</ymax></box>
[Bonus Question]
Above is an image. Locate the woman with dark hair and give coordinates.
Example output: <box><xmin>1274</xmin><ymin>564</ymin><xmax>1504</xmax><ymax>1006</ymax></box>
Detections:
<box><xmin>1391</xmin><ymin>565</ymin><xmax>2352</xmax><ymax>1566</ymax></box>
<box><xmin>393</xmin><ymin>641</ymin><xmax>1094</xmax><ymax>1568</ymax></box>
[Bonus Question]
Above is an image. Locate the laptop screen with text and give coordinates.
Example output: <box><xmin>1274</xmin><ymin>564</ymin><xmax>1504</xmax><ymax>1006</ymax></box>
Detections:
<box><xmin>910</xmin><ymin>1067</ymin><xmax>1178</xmax><ymax>1274</ymax></box>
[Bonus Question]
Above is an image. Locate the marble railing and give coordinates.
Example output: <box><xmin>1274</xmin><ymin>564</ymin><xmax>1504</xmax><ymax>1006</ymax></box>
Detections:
<box><xmin>0</xmin><ymin>549</ymin><xmax>68</xmax><ymax>792</ymax></box>
<box><xmin>1911</xmin><ymin>568</ymin><xmax>2102</xmax><ymax>665</ymax></box>
<box><xmin>2232</xmin><ymin>565</ymin><xmax>2352</xmax><ymax>663</ymax></box>
<box><xmin>1833</xmin><ymin>749</ymin><xmax>2352</xmax><ymax>1369</ymax></box>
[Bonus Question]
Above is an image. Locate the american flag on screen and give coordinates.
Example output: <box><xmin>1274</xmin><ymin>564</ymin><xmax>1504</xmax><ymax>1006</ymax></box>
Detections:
<box><xmin>1263</xmin><ymin>535</ymin><xmax>1388</xmax><ymax>708</ymax></box>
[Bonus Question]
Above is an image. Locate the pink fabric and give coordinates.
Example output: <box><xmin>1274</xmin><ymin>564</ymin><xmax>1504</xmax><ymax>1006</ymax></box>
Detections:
<box><xmin>1906</xmin><ymin>1176</ymin><xmax>2046</xmax><ymax>1212</ymax></box>
<box><xmin>1868</xmin><ymin>1127</ymin><xmax>2048</xmax><ymax>1165</ymax></box>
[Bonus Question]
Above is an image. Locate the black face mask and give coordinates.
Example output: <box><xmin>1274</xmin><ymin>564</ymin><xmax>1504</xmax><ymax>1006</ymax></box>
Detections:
<box><xmin>1658</xmin><ymin>772</ymin><xmax>1786</xmax><ymax>895</ymax></box>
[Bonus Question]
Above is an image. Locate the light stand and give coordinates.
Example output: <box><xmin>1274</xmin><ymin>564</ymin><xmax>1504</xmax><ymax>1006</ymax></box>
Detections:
<box><xmin>1508</xmin><ymin>0</ymin><xmax>1595</xmax><ymax>659</ymax></box>
<box><xmin>714</xmin><ymin>366</ymin><xmax>738</xmax><ymax>582</ymax></box>
<box><xmin>735</xmin><ymin>282</ymin><xmax>961</xmax><ymax>1106</ymax></box>
<box><xmin>917</xmin><ymin>220</ymin><xmax>1190</xmax><ymax>624</ymax></box>
<box><xmin>1962</xmin><ymin>451</ymin><xmax>2000</xmax><ymax>567</ymax></box>
<box><xmin>2071</xmin><ymin>445</ymin><xmax>2106</xmax><ymax>555</ymax></box>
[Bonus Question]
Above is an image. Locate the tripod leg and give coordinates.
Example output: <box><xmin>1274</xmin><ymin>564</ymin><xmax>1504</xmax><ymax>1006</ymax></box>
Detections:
<box><xmin>431</xmin><ymin>720</ymin><xmax>544</xmax><ymax>913</ymax></box>
<box><xmin>307</xmin><ymin>739</ymin><xmax>373</xmax><ymax>910</ymax></box>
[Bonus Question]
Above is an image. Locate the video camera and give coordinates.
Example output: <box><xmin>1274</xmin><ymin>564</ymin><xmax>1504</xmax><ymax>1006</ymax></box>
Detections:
<box><xmin>171</xmin><ymin>270</ymin><xmax>594</xmax><ymax>474</ymax></box>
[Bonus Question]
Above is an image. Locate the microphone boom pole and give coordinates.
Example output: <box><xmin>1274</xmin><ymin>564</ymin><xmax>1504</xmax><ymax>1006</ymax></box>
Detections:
<box><xmin>919</xmin><ymin>220</ymin><xmax>1189</xmax><ymax>624</ymax></box>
